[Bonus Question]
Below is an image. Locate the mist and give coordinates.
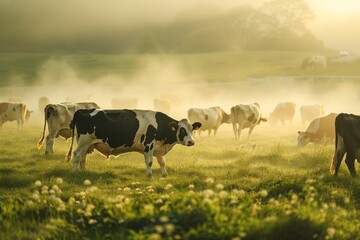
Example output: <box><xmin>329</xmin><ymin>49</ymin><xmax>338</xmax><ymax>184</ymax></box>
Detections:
<box><xmin>1</xmin><ymin>0</ymin><xmax>360</xmax><ymax>137</ymax></box>
<box><xmin>0</xmin><ymin>0</ymin><xmax>359</xmax><ymax>53</ymax></box>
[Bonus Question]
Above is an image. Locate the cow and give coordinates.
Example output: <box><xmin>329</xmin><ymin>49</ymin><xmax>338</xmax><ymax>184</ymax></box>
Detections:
<box><xmin>65</xmin><ymin>109</ymin><xmax>201</xmax><ymax>176</ymax></box>
<box><xmin>268</xmin><ymin>102</ymin><xmax>296</xmax><ymax>126</ymax></box>
<box><xmin>297</xmin><ymin>113</ymin><xmax>338</xmax><ymax>147</ymax></box>
<box><xmin>25</xmin><ymin>109</ymin><xmax>33</xmax><ymax>121</ymax></box>
<box><xmin>0</xmin><ymin>102</ymin><xmax>27</xmax><ymax>128</ymax></box>
<box><xmin>300</xmin><ymin>104</ymin><xmax>324</xmax><ymax>125</ymax></box>
<box><xmin>38</xmin><ymin>96</ymin><xmax>50</xmax><ymax>112</ymax></box>
<box><xmin>153</xmin><ymin>98</ymin><xmax>171</xmax><ymax>115</ymax></box>
<box><xmin>37</xmin><ymin>102</ymin><xmax>100</xmax><ymax>155</ymax></box>
<box><xmin>330</xmin><ymin>113</ymin><xmax>360</xmax><ymax>176</ymax></box>
<box><xmin>301</xmin><ymin>55</ymin><xmax>327</xmax><ymax>70</ymax></box>
<box><xmin>111</xmin><ymin>97</ymin><xmax>138</xmax><ymax>109</ymax></box>
<box><xmin>187</xmin><ymin>106</ymin><xmax>231</xmax><ymax>136</ymax></box>
<box><xmin>230</xmin><ymin>103</ymin><xmax>267</xmax><ymax>140</ymax></box>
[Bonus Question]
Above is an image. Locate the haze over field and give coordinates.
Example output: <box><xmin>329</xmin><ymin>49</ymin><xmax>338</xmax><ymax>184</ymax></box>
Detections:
<box><xmin>0</xmin><ymin>0</ymin><xmax>360</xmax><ymax>122</ymax></box>
<box><xmin>0</xmin><ymin>0</ymin><xmax>359</xmax><ymax>53</ymax></box>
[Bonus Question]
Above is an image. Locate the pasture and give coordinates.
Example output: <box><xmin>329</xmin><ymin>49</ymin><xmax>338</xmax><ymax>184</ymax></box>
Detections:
<box><xmin>1</xmin><ymin>119</ymin><xmax>360</xmax><ymax>239</ymax></box>
<box><xmin>1</xmin><ymin>51</ymin><xmax>360</xmax><ymax>239</ymax></box>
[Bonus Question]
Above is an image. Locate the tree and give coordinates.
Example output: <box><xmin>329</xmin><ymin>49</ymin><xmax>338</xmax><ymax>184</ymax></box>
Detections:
<box><xmin>261</xmin><ymin>0</ymin><xmax>315</xmax><ymax>36</ymax></box>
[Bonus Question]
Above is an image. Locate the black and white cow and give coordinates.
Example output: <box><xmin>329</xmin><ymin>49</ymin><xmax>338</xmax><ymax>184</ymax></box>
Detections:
<box><xmin>37</xmin><ymin>102</ymin><xmax>100</xmax><ymax>155</ymax></box>
<box><xmin>66</xmin><ymin>109</ymin><xmax>201</xmax><ymax>176</ymax></box>
<box><xmin>331</xmin><ymin>113</ymin><xmax>360</xmax><ymax>176</ymax></box>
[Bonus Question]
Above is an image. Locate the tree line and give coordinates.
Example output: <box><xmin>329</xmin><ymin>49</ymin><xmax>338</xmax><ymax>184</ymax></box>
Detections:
<box><xmin>0</xmin><ymin>0</ymin><xmax>324</xmax><ymax>53</ymax></box>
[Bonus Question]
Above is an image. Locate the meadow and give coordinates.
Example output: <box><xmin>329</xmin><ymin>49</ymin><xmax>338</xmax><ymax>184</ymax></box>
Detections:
<box><xmin>1</xmin><ymin>50</ymin><xmax>360</xmax><ymax>87</ymax></box>
<box><xmin>1</xmin><ymin>119</ymin><xmax>360</xmax><ymax>240</ymax></box>
<box><xmin>1</xmin><ymin>51</ymin><xmax>360</xmax><ymax>239</ymax></box>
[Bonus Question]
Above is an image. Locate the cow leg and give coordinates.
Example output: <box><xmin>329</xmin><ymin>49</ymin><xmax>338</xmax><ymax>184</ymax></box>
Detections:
<box><xmin>208</xmin><ymin>129</ymin><xmax>211</xmax><ymax>136</ymax></box>
<box><xmin>213</xmin><ymin>127</ymin><xmax>218</xmax><ymax>136</ymax></box>
<box><xmin>156</xmin><ymin>156</ymin><xmax>168</xmax><ymax>177</ymax></box>
<box><xmin>248</xmin><ymin>126</ymin><xmax>255</xmax><ymax>138</ymax></box>
<box><xmin>80</xmin><ymin>154</ymin><xmax>87</xmax><ymax>170</ymax></box>
<box><xmin>72</xmin><ymin>146</ymin><xmax>88</xmax><ymax>172</ymax></box>
<box><xmin>144</xmin><ymin>151</ymin><xmax>154</xmax><ymax>177</ymax></box>
<box><xmin>232</xmin><ymin>123</ymin><xmax>238</xmax><ymax>139</ymax></box>
<box><xmin>345</xmin><ymin>153</ymin><xmax>356</xmax><ymax>177</ymax></box>
<box><xmin>45</xmin><ymin>131</ymin><xmax>57</xmax><ymax>155</ymax></box>
<box><xmin>331</xmin><ymin>136</ymin><xmax>346</xmax><ymax>176</ymax></box>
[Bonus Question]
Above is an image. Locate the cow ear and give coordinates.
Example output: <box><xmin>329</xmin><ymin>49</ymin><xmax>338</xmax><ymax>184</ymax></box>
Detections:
<box><xmin>169</xmin><ymin>122</ymin><xmax>178</xmax><ymax>132</ymax></box>
<box><xmin>192</xmin><ymin>122</ymin><xmax>202</xmax><ymax>130</ymax></box>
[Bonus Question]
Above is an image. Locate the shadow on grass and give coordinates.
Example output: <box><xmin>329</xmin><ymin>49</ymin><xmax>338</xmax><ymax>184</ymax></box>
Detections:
<box><xmin>247</xmin><ymin>216</ymin><xmax>322</xmax><ymax>240</ymax></box>
<box><xmin>0</xmin><ymin>175</ymin><xmax>35</xmax><ymax>188</ymax></box>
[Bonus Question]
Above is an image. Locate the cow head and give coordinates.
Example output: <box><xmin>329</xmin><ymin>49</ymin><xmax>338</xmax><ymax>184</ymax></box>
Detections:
<box><xmin>169</xmin><ymin>119</ymin><xmax>201</xmax><ymax>146</ymax></box>
<box><xmin>297</xmin><ymin>131</ymin><xmax>311</xmax><ymax>147</ymax></box>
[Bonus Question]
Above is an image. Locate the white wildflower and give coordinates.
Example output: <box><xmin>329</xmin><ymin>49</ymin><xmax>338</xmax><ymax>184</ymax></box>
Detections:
<box><xmin>83</xmin><ymin>179</ymin><xmax>91</xmax><ymax>186</ymax></box>
<box><xmin>35</xmin><ymin>180</ymin><xmax>42</xmax><ymax>187</ymax></box>
<box><xmin>55</xmin><ymin>178</ymin><xmax>63</xmax><ymax>185</ymax></box>
<box><xmin>259</xmin><ymin>190</ymin><xmax>268</xmax><ymax>197</ymax></box>
<box><xmin>216</xmin><ymin>184</ymin><xmax>224</xmax><ymax>191</ymax></box>
<box><xmin>205</xmin><ymin>177</ymin><xmax>214</xmax><ymax>184</ymax></box>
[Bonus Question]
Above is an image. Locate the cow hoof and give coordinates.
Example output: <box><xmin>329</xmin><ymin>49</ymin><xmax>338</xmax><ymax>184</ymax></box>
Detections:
<box><xmin>161</xmin><ymin>172</ymin><xmax>168</xmax><ymax>177</ymax></box>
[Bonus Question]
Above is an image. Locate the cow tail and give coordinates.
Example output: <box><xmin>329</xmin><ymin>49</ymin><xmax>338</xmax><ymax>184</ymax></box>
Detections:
<box><xmin>37</xmin><ymin>104</ymin><xmax>50</xmax><ymax>149</ymax></box>
<box><xmin>65</xmin><ymin>110</ymin><xmax>77</xmax><ymax>163</ymax></box>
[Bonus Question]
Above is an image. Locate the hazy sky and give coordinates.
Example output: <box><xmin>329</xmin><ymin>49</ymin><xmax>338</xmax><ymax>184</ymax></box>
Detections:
<box><xmin>307</xmin><ymin>0</ymin><xmax>360</xmax><ymax>53</ymax></box>
<box><xmin>0</xmin><ymin>0</ymin><xmax>359</xmax><ymax>53</ymax></box>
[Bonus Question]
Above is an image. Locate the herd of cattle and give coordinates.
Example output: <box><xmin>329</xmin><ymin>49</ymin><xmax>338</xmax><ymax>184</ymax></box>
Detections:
<box><xmin>300</xmin><ymin>52</ymin><xmax>353</xmax><ymax>70</ymax></box>
<box><xmin>0</xmin><ymin>97</ymin><xmax>358</xmax><ymax>177</ymax></box>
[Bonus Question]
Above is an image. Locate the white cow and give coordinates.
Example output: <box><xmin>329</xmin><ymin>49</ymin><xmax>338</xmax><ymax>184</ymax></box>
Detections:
<box><xmin>187</xmin><ymin>106</ymin><xmax>231</xmax><ymax>136</ymax></box>
<box><xmin>301</xmin><ymin>55</ymin><xmax>327</xmax><ymax>70</ymax></box>
<box><xmin>268</xmin><ymin>102</ymin><xmax>296</xmax><ymax>126</ymax></box>
<box><xmin>297</xmin><ymin>113</ymin><xmax>338</xmax><ymax>147</ymax></box>
<box><xmin>0</xmin><ymin>102</ymin><xmax>27</xmax><ymax>128</ymax></box>
<box><xmin>300</xmin><ymin>104</ymin><xmax>324</xmax><ymax>125</ymax></box>
<box><xmin>153</xmin><ymin>98</ymin><xmax>171</xmax><ymax>115</ymax></box>
<box><xmin>111</xmin><ymin>97</ymin><xmax>138</xmax><ymax>109</ymax></box>
<box><xmin>231</xmin><ymin>103</ymin><xmax>267</xmax><ymax>140</ymax></box>
<box><xmin>37</xmin><ymin>102</ymin><xmax>100</xmax><ymax>155</ymax></box>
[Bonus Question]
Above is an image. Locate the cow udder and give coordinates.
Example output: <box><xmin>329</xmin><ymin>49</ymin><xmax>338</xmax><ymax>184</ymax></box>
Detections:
<box><xmin>57</xmin><ymin>129</ymin><xmax>72</xmax><ymax>139</ymax></box>
<box><xmin>88</xmin><ymin>143</ymin><xmax>111</xmax><ymax>158</ymax></box>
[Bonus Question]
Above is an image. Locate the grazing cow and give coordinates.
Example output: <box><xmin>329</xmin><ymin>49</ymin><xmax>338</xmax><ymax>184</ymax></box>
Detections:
<box><xmin>300</xmin><ymin>104</ymin><xmax>324</xmax><ymax>125</ymax></box>
<box><xmin>331</xmin><ymin>113</ymin><xmax>360</xmax><ymax>176</ymax></box>
<box><xmin>297</xmin><ymin>113</ymin><xmax>338</xmax><ymax>147</ymax></box>
<box><xmin>268</xmin><ymin>102</ymin><xmax>296</xmax><ymax>126</ymax></box>
<box><xmin>301</xmin><ymin>55</ymin><xmax>327</xmax><ymax>70</ymax></box>
<box><xmin>111</xmin><ymin>97</ymin><xmax>138</xmax><ymax>109</ymax></box>
<box><xmin>231</xmin><ymin>103</ymin><xmax>267</xmax><ymax>140</ymax></box>
<box><xmin>37</xmin><ymin>102</ymin><xmax>100</xmax><ymax>155</ymax></box>
<box><xmin>153</xmin><ymin>98</ymin><xmax>171</xmax><ymax>115</ymax></box>
<box><xmin>0</xmin><ymin>102</ymin><xmax>27</xmax><ymax>128</ymax></box>
<box><xmin>38</xmin><ymin>96</ymin><xmax>50</xmax><ymax>111</ymax></box>
<box><xmin>65</xmin><ymin>109</ymin><xmax>201</xmax><ymax>176</ymax></box>
<box><xmin>25</xmin><ymin>109</ymin><xmax>33</xmax><ymax>121</ymax></box>
<box><xmin>187</xmin><ymin>106</ymin><xmax>231</xmax><ymax>136</ymax></box>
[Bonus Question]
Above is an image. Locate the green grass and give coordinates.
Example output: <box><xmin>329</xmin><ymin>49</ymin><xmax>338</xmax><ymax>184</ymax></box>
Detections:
<box><xmin>1</xmin><ymin>51</ymin><xmax>360</xmax><ymax>86</ymax></box>
<box><xmin>1</xmin><ymin>122</ymin><xmax>360</xmax><ymax>239</ymax></box>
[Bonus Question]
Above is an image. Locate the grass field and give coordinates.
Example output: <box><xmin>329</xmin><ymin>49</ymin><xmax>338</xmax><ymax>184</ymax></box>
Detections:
<box><xmin>1</xmin><ymin>51</ymin><xmax>360</xmax><ymax>239</ymax></box>
<box><xmin>1</xmin><ymin>51</ymin><xmax>360</xmax><ymax>87</ymax></box>
<box><xmin>1</xmin><ymin>120</ymin><xmax>360</xmax><ymax>239</ymax></box>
